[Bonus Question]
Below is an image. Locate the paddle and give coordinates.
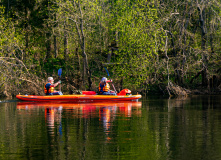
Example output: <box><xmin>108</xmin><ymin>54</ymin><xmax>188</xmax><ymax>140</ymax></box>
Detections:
<box><xmin>58</xmin><ymin>68</ymin><xmax>62</xmax><ymax>91</ymax></box>
<box><xmin>104</xmin><ymin>67</ymin><xmax>117</xmax><ymax>93</ymax></box>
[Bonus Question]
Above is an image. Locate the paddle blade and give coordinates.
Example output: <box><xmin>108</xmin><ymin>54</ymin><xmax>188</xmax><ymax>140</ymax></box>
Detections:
<box><xmin>58</xmin><ymin>68</ymin><xmax>62</xmax><ymax>77</ymax></box>
<box><xmin>104</xmin><ymin>67</ymin><xmax>109</xmax><ymax>77</ymax></box>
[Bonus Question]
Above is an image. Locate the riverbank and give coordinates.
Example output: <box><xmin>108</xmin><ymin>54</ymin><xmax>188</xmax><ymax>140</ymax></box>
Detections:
<box><xmin>0</xmin><ymin>80</ymin><xmax>220</xmax><ymax>99</ymax></box>
<box><xmin>141</xmin><ymin>82</ymin><xmax>221</xmax><ymax>97</ymax></box>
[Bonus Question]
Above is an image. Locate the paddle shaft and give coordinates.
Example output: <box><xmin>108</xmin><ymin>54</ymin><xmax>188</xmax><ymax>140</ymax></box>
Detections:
<box><xmin>58</xmin><ymin>68</ymin><xmax>62</xmax><ymax>92</ymax></box>
<box><xmin>104</xmin><ymin>67</ymin><xmax>117</xmax><ymax>93</ymax></box>
<box><xmin>111</xmin><ymin>82</ymin><xmax>116</xmax><ymax>93</ymax></box>
<box><xmin>59</xmin><ymin>76</ymin><xmax>61</xmax><ymax>91</ymax></box>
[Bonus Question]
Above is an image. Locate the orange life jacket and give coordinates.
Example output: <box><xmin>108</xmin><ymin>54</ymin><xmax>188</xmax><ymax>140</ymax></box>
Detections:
<box><xmin>44</xmin><ymin>83</ymin><xmax>54</xmax><ymax>95</ymax></box>
<box><xmin>99</xmin><ymin>82</ymin><xmax>110</xmax><ymax>92</ymax></box>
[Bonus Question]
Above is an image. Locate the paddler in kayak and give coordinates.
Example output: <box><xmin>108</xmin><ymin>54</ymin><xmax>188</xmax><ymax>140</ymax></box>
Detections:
<box><xmin>44</xmin><ymin>77</ymin><xmax>63</xmax><ymax>95</ymax></box>
<box><xmin>99</xmin><ymin>77</ymin><xmax>116</xmax><ymax>95</ymax></box>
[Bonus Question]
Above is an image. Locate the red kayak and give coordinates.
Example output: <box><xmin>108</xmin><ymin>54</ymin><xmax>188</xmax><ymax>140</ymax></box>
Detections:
<box><xmin>16</xmin><ymin>89</ymin><xmax>142</xmax><ymax>103</ymax></box>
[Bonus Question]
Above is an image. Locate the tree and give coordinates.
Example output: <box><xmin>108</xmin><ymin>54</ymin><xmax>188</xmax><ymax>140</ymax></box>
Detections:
<box><xmin>158</xmin><ymin>0</ymin><xmax>221</xmax><ymax>91</ymax></box>
<box><xmin>106</xmin><ymin>0</ymin><xmax>162</xmax><ymax>90</ymax></box>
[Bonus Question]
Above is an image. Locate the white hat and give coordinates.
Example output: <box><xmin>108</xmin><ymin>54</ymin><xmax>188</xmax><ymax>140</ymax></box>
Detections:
<box><xmin>101</xmin><ymin>77</ymin><xmax>107</xmax><ymax>82</ymax></box>
<box><xmin>47</xmin><ymin>77</ymin><xmax>53</xmax><ymax>82</ymax></box>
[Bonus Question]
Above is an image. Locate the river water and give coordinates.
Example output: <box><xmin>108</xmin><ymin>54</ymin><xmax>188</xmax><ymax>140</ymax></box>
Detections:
<box><xmin>0</xmin><ymin>95</ymin><xmax>220</xmax><ymax>160</ymax></box>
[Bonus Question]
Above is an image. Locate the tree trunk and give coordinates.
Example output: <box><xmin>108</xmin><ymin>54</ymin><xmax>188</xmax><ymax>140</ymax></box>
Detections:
<box><xmin>165</xmin><ymin>31</ymin><xmax>170</xmax><ymax>96</ymax></box>
<box><xmin>168</xmin><ymin>31</ymin><xmax>180</xmax><ymax>84</ymax></box>
<box><xmin>76</xmin><ymin>1</ymin><xmax>91</xmax><ymax>90</ymax></box>
<box><xmin>75</xmin><ymin>47</ymin><xmax>81</xmax><ymax>89</ymax></box>
<box><xmin>64</xmin><ymin>22</ymin><xmax>68</xmax><ymax>62</ymax></box>
<box><xmin>197</xmin><ymin>3</ymin><xmax>209</xmax><ymax>88</ymax></box>
<box><xmin>46</xmin><ymin>32</ymin><xmax>51</xmax><ymax>59</ymax></box>
<box><xmin>181</xmin><ymin>10</ymin><xmax>190</xmax><ymax>85</ymax></box>
<box><xmin>54</xmin><ymin>36</ymin><xmax>58</xmax><ymax>58</ymax></box>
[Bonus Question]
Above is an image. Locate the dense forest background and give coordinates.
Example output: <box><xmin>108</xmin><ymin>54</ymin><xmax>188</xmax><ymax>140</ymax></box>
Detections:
<box><xmin>0</xmin><ymin>0</ymin><xmax>220</xmax><ymax>97</ymax></box>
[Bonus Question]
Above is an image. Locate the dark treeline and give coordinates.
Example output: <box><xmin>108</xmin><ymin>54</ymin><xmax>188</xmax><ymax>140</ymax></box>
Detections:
<box><xmin>0</xmin><ymin>0</ymin><xmax>220</xmax><ymax>97</ymax></box>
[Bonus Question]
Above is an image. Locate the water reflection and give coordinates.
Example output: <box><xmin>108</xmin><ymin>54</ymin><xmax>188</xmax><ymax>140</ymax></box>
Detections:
<box><xmin>143</xmin><ymin>95</ymin><xmax>221</xmax><ymax>160</ymax></box>
<box><xmin>1</xmin><ymin>96</ymin><xmax>221</xmax><ymax>159</ymax></box>
<box><xmin>16</xmin><ymin>101</ymin><xmax>142</xmax><ymax>139</ymax></box>
<box><xmin>45</xmin><ymin>106</ymin><xmax>63</xmax><ymax>136</ymax></box>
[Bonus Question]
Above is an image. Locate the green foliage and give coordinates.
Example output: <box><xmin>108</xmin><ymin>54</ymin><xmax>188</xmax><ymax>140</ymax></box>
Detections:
<box><xmin>106</xmin><ymin>0</ymin><xmax>162</xmax><ymax>89</ymax></box>
<box><xmin>0</xmin><ymin>0</ymin><xmax>221</xmax><ymax>96</ymax></box>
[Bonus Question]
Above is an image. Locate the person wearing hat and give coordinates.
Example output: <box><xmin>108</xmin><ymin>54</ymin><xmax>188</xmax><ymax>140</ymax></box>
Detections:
<box><xmin>44</xmin><ymin>77</ymin><xmax>63</xmax><ymax>95</ymax></box>
<box><xmin>99</xmin><ymin>77</ymin><xmax>116</xmax><ymax>95</ymax></box>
